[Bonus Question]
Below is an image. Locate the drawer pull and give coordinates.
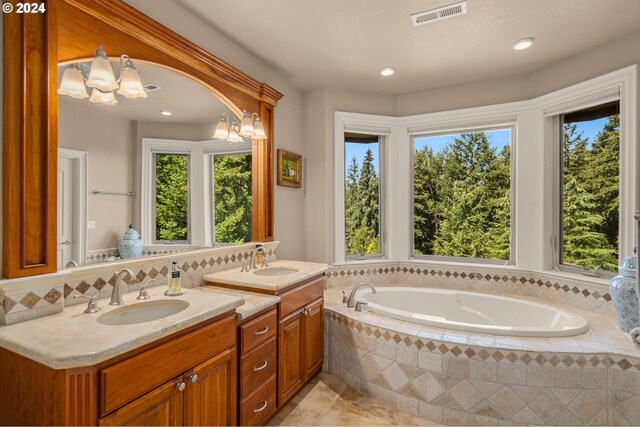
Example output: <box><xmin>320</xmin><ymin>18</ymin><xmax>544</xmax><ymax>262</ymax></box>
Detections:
<box><xmin>253</xmin><ymin>400</ymin><xmax>268</xmax><ymax>413</ymax></box>
<box><xmin>188</xmin><ymin>374</ymin><xmax>198</xmax><ymax>383</ymax></box>
<box><xmin>176</xmin><ymin>382</ymin><xmax>186</xmax><ymax>392</ymax></box>
<box><xmin>255</xmin><ymin>326</ymin><xmax>269</xmax><ymax>336</ymax></box>
<box><xmin>253</xmin><ymin>360</ymin><xmax>268</xmax><ymax>371</ymax></box>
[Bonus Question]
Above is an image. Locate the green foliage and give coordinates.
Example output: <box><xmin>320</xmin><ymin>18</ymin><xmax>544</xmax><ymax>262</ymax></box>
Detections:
<box><xmin>414</xmin><ymin>132</ymin><xmax>511</xmax><ymax>261</ymax></box>
<box><xmin>561</xmin><ymin>116</ymin><xmax>619</xmax><ymax>271</ymax></box>
<box><xmin>213</xmin><ymin>154</ymin><xmax>252</xmax><ymax>244</ymax></box>
<box><xmin>155</xmin><ymin>154</ymin><xmax>189</xmax><ymax>241</ymax></box>
<box><xmin>345</xmin><ymin>147</ymin><xmax>381</xmax><ymax>255</ymax></box>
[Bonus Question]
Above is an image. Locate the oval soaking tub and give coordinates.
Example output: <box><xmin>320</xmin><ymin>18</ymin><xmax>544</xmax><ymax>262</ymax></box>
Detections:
<box><xmin>356</xmin><ymin>287</ymin><xmax>589</xmax><ymax>337</ymax></box>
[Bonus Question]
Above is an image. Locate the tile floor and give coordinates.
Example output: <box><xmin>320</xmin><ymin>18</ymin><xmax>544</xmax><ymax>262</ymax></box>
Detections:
<box><xmin>268</xmin><ymin>372</ymin><xmax>438</xmax><ymax>426</ymax></box>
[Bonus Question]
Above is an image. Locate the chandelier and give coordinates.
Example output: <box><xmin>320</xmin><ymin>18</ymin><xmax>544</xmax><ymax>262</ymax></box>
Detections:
<box><xmin>57</xmin><ymin>45</ymin><xmax>147</xmax><ymax>106</ymax></box>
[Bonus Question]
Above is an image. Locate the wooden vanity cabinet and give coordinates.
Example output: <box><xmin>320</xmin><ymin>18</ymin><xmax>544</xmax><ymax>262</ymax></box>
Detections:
<box><xmin>0</xmin><ymin>312</ymin><xmax>237</xmax><ymax>426</ymax></box>
<box><xmin>277</xmin><ymin>276</ymin><xmax>324</xmax><ymax>407</ymax></box>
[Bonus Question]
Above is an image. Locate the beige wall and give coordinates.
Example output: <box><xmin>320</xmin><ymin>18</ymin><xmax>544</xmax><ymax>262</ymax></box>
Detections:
<box><xmin>125</xmin><ymin>0</ymin><xmax>307</xmax><ymax>261</ymax></box>
<box><xmin>58</xmin><ymin>99</ymin><xmax>135</xmax><ymax>251</ymax></box>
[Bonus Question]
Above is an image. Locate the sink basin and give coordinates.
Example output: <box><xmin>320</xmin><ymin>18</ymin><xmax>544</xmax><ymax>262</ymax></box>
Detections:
<box><xmin>97</xmin><ymin>300</ymin><xmax>190</xmax><ymax>326</ymax></box>
<box><xmin>253</xmin><ymin>267</ymin><xmax>299</xmax><ymax>277</ymax></box>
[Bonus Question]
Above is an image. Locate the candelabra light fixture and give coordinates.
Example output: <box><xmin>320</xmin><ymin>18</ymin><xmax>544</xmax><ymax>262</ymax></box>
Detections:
<box><xmin>213</xmin><ymin>111</ymin><xmax>267</xmax><ymax>142</ymax></box>
<box><xmin>57</xmin><ymin>44</ymin><xmax>147</xmax><ymax>106</ymax></box>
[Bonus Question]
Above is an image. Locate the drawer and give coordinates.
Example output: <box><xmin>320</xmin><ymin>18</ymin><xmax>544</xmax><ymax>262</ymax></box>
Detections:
<box><xmin>240</xmin><ymin>375</ymin><xmax>277</xmax><ymax>426</ymax></box>
<box><xmin>240</xmin><ymin>309</ymin><xmax>276</xmax><ymax>354</ymax></box>
<box><xmin>240</xmin><ymin>337</ymin><xmax>276</xmax><ymax>399</ymax></box>
<box><xmin>100</xmin><ymin>314</ymin><xmax>236</xmax><ymax>416</ymax></box>
<box><xmin>279</xmin><ymin>275</ymin><xmax>324</xmax><ymax>319</ymax></box>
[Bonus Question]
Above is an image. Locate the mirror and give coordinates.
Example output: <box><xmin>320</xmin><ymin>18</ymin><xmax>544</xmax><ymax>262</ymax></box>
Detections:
<box><xmin>57</xmin><ymin>62</ymin><xmax>253</xmax><ymax>268</ymax></box>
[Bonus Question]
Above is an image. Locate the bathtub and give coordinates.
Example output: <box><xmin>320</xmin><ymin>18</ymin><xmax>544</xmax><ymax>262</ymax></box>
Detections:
<box><xmin>356</xmin><ymin>287</ymin><xmax>589</xmax><ymax>337</ymax></box>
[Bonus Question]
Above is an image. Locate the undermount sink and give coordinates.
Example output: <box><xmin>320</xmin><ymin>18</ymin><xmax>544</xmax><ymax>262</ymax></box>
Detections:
<box><xmin>253</xmin><ymin>266</ymin><xmax>299</xmax><ymax>277</ymax></box>
<box><xmin>97</xmin><ymin>300</ymin><xmax>190</xmax><ymax>326</ymax></box>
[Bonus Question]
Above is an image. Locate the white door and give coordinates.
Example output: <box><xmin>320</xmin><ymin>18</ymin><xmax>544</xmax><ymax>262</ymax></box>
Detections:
<box><xmin>58</xmin><ymin>157</ymin><xmax>76</xmax><ymax>268</ymax></box>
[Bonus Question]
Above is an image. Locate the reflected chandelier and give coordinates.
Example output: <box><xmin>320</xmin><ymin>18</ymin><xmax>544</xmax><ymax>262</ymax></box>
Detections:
<box><xmin>213</xmin><ymin>111</ymin><xmax>267</xmax><ymax>142</ymax></box>
<box><xmin>57</xmin><ymin>45</ymin><xmax>147</xmax><ymax>106</ymax></box>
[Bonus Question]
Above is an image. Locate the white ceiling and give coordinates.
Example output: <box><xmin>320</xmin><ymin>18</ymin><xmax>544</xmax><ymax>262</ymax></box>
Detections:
<box><xmin>59</xmin><ymin>62</ymin><xmax>231</xmax><ymax>124</ymax></box>
<box><xmin>177</xmin><ymin>0</ymin><xmax>640</xmax><ymax>95</ymax></box>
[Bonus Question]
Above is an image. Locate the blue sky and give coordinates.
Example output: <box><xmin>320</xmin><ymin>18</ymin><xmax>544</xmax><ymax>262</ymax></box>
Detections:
<box><xmin>345</xmin><ymin>119</ymin><xmax>607</xmax><ymax>174</ymax></box>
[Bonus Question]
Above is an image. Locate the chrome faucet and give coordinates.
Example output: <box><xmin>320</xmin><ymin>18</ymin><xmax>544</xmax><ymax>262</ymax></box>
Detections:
<box><xmin>250</xmin><ymin>245</ymin><xmax>267</xmax><ymax>269</ymax></box>
<box><xmin>347</xmin><ymin>283</ymin><xmax>377</xmax><ymax>308</ymax></box>
<box><xmin>110</xmin><ymin>269</ymin><xmax>134</xmax><ymax>306</ymax></box>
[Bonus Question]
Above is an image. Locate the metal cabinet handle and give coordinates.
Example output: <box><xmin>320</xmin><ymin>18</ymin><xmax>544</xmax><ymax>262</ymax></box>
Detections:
<box><xmin>255</xmin><ymin>326</ymin><xmax>269</xmax><ymax>335</ymax></box>
<box><xmin>188</xmin><ymin>374</ymin><xmax>198</xmax><ymax>383</ymax></box>
<box><xmin>60</xmin><ymin>240</ymin><xmax>72</xmax><ymax>245</ymax></box>
<box><xmin>253</xmin><ymin>361</ymin><xmax>268</xmax><ymax>372</ymax></box>
<box><xmin>253</xmin><ymin>401</ymin><xmax>268</xmax><ymax>413</ymax></box>
<box><xmin>176</xmin><ymin>382</ymin><xmax>186</xmax><ymax>391</ymax></box>
<box><xmin>303</xmin><ymin>307</ymin><xmax>311</xmax><ymax>316</ymax></box>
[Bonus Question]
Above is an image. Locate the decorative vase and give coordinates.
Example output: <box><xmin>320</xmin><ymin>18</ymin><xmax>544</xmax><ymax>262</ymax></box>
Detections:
<box><xmin>118</xmin><ymin>224</ymin><xmax>143</xmax><ymax>259</ymax></box>
<box><xmin>610</xmin><ymin>256</ymin><xmax>639</xmax><ymax>333</ymax></box>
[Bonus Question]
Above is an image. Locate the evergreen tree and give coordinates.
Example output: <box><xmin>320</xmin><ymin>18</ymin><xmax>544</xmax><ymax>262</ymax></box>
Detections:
<box><xmin>358</xmin><ymin>149</ymin><xmax>380</xmax><ymax>236</ymax></box>
<box><xmin>413</xmin><ymin>146</ymin><xmax>442</xmax><ymax>254</ymax></box>
<box><xmin>562</xmin><ymin>179</ymin><xmax>617</xmax><ymax>270</ymax></box>
<box><xmin>155</xmin><ymin>154</ymin><xmax>189</xmax><ymax>241</ymax></box>
<box><xmin>345</xmin><ymin>156</ymin><xmax>361</xmax><ymax>254</ymax></box>
<box><xmin>213</xmin><ymin>154</ymin><xmax>252</xmax><ymax>243</ymax></box>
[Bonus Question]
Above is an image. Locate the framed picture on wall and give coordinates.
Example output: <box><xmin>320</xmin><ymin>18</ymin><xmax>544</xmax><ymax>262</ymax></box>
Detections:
<box><xmin>277</xmin><ymin>149</ymin><xmax>302</xmax><ymax>188</ymax></box>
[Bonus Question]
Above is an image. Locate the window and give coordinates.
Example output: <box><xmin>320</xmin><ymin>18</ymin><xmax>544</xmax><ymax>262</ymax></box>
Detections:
<box><xmin>559</xmin><ymin>101</ymin><xmax>620</xmax><ymax>273</ymax></box>
<box><xmin>211</xmin><ymin>153</ymin><xmax>252</xmax><ymax>244</ymax></box>
<box><xmin>142</xmin><ymin>138</ymin><xmax>252</xmax><ymax>247</ymax></box>
<box><xmin>344</xmin><ymin>132</ymin><xmax>384</xmax><ymax>259</ymax></box>
<box><xmin>154</xmin><ymin>153</ymin><xmax>190</xmax><ymax>243</ymax></box>
<box><xmin>412</xmin><ymin>128</ymin><xmax>512</xmax><ymax>262</ymax></box>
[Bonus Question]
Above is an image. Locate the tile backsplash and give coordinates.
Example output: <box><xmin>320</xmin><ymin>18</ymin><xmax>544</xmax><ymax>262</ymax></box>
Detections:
<box><xmin>0</xmin><ymin>242</ymin><xmax>278</xmax><ymax>325</ymax></box>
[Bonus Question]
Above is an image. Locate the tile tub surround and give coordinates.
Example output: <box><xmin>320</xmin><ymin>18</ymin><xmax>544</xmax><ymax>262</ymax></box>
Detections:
<box><xmin>326</xmin><ymin>261</ymin><xmax>616</xmax><ymax>320</ymax></box>
<box><xmin>0</xmin><ymin>242</ymin><xmax>278</xmax><ymax>325</ymax></box>
<box><xmin>324</xmin><ymin>290</ymin><xmax>640</xmax><ymax>425</ymax></box>
<box><xmin>0</xmin><ymin>286</ymin><xmax>244</xmax><ymax>369</ymax></box>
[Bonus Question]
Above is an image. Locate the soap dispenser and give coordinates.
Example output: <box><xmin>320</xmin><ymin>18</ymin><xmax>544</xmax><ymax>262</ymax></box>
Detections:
<box><xmin>165</xmin><ymin>262</ymin><xmax>183</xmax><ymax>296</ymax></box>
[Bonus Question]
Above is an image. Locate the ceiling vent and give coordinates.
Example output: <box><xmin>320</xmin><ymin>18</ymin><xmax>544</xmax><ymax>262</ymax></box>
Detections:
<box><xmin>411</xmin><ymin>1</ymin><xmax>467</xmax><ymax>26</ymax></box>
<box><xmin>143</xmin><ymin>83</ymin><xmax>161</xmax><ymax>92</ymax></box>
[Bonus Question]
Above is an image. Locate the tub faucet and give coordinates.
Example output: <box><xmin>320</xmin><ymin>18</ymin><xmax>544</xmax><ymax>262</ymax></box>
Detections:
<box><xmin>110</xmin><ymin>268</ymin><xmax>134</xmax><ymax>306</ymax></box>
<box><xmin>250</xmin><ymin>245</ymin><xmax>267</xmax><ymax>269</ymax></box>
<box><xmin>347</xmin><ymin>283</ymin><xmax>377</xmax><ymax>308</ymax></box>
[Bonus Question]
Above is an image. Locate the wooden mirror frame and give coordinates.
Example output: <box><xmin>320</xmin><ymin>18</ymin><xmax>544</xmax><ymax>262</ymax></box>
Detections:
<box><xmin>2</xmin><ymin>0</ymin><xmax>282</xmax><ymax>278</ymax></box>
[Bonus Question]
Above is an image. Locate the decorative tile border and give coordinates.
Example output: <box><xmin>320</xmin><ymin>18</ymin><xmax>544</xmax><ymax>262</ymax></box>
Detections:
<box><xmin>326</xmin><ymin>264</ymin><xmax>611</xmax><ymax>302</ymax></box>
<box><xmin>325</xmin><ymin>309</ymin><xmax>640</xmax><ymax>425</ymax></box>
<box><xmin>0</xmin><ymin>243</ymin><xmax>277</xmax><ymax>325</ymax></box>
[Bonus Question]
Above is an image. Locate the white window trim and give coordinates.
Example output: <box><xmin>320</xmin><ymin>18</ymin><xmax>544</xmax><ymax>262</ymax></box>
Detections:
<box><xmin>541</xmin><ymin>72</ymin><xmax>637</xmax><ymax>276</ymax></box>
<box><xmin>409</xmin><ymin>123</ymin><xmax>517</xmax><ymax>265</ymax></box>
<box><xmin>333</xmin><ymin>65</ymin><xmax>638</xmax><ymax>277</ymax></box>
<box><xmin>141</xmin><ymin>138</ymin><xmax>251</xmax><ymax>247</ymax></box>
<box><xmin>334</xmin><ymin>113</ymin><xmax>396</xmax><ymax>264</ymax></box>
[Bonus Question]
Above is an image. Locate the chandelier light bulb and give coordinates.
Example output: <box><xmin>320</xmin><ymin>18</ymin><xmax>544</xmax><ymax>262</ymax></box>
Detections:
<box><xmin>89</xmin><ymin>88</ymin><xmax>117</xmax><ymax>106</ymax></box>
<box><xmin>117</xmin><ymin>58</ymin><xmax>147</xmax><ymax>99</ymax></box>
<box><xmin>86</xmin><ymin>45</ymin><xmax>118</xmax><ymax>92</ymax></box>
<box><xmin>58</xmin><ymin>64</ymin><xmax>89</xmax><ymax>99</ymax></box>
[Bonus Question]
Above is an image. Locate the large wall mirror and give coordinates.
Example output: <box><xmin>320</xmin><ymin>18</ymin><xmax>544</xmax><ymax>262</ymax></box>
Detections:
<box><xmin>58</xmin><ymin>62</ymin><xmax>254</xmax><ymax>268</ymax></box>
<box><xmin>2</xmin><ymin>0</ymin><xmax>281</xmax><ymax>278</ymax></box>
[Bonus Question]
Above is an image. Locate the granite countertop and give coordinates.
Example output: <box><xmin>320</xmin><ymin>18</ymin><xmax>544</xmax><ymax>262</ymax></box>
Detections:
<box><xmin>202</xmin><ymin>260</ymin><xmax>329</xmax><ymax>292</ymax></box>
<box><xmin>195</xmin><ymin>286</ymin><xmax>280</xmax><ymax>320</ymax></box>
<box><xmin>0</xmin><ymin>286</ymin><xmax>244</xmax><ymax>369</ymax></box>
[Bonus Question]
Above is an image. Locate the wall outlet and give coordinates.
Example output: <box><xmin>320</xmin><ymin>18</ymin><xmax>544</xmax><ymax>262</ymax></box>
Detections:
<box><xmin>87</xmin><ymin>221</ymin><xmax>96</xmax><ymax>230</ymax></box>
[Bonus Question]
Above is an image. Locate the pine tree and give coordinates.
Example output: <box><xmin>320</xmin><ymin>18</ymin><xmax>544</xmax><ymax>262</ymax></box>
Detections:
<box><xmin>562</xmin><ymin>179</ymin><xmax>617</xmax><ymax>270</ymax></box>
<box><xmin>413</xmin><ymin>146</ymin><xmax>442</xmax><ymax>255</ymax></box>
<box><xmin>213</xmin><ymin>154</ymin><xmax>252</xmax><ymax>243</ymax></box>
<box><xmin>358</xmin><ymin>148</ymin><xmax>380</xmax><ymax>237</ymax></box>
<box><xmin>345</xmin><ymin>156</ymin><xmax>361</xmax><ymax>254</ymax></box>
<box><xmin>155</xmin><ymin>154</ymin><xmax>189</xmax><ymax>241</ymax></box>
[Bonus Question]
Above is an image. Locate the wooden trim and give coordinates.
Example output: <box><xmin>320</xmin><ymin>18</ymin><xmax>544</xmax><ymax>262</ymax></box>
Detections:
<box><xmin>2</xmin><ymin>1</ymin><xmax>58</xmax><ymax>277</ymax></box>
<box><xmin>66</xmin><ymin>367</ymin><xmax>98</xmax><ymax>426</ymax></box>
<box><xmin>2</xmin><ymin>0</ymin><xmax>281</xmax><ymax>278</ymax></box>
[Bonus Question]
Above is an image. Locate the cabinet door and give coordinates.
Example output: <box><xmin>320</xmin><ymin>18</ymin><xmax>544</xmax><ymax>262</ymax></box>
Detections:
<box><xmin>304</xmin><ymin>298</ymin><xmax>324</xmax><ymax>379</ymax></box>
<box><xmin>98</xmin><ymin>377</ymin><xmax>183</xmax><ymax>426</ymax></box>
<box><xmin>184</xmin><ymin>347</ymin><xmax>237</xmax><ymax>427</ymax></box>
<box><xmin>278</xmin><ymin>309</ymin><xmax>305</xmax><ymax>406</ymax></box>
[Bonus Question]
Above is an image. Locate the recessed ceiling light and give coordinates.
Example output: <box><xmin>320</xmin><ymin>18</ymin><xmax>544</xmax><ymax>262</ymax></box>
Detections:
<box><xmin>513</xmin><ymin>38</ymin><xmax>534</xmax><ymax>50</ymax></box>
<box><xmin>379</xmin><ymin>67</ymin><xmax>395</xmax><ymax>77</ymax></box>
<box><xmin>160</xmin><ymin>111</ymin><xmax>172</xmax><ymax>116</ymax></box>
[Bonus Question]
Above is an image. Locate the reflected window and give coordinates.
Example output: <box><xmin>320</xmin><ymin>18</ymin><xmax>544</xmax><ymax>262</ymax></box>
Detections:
<box><xmin>212</xmin><ymin>153</ymin><xmax>252</xmax><ymax>244</ymax></box>
<box><xmin>154</xmin><ymin>153</ymin><xmax>190</xmax><ymax>242</ymax></box>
